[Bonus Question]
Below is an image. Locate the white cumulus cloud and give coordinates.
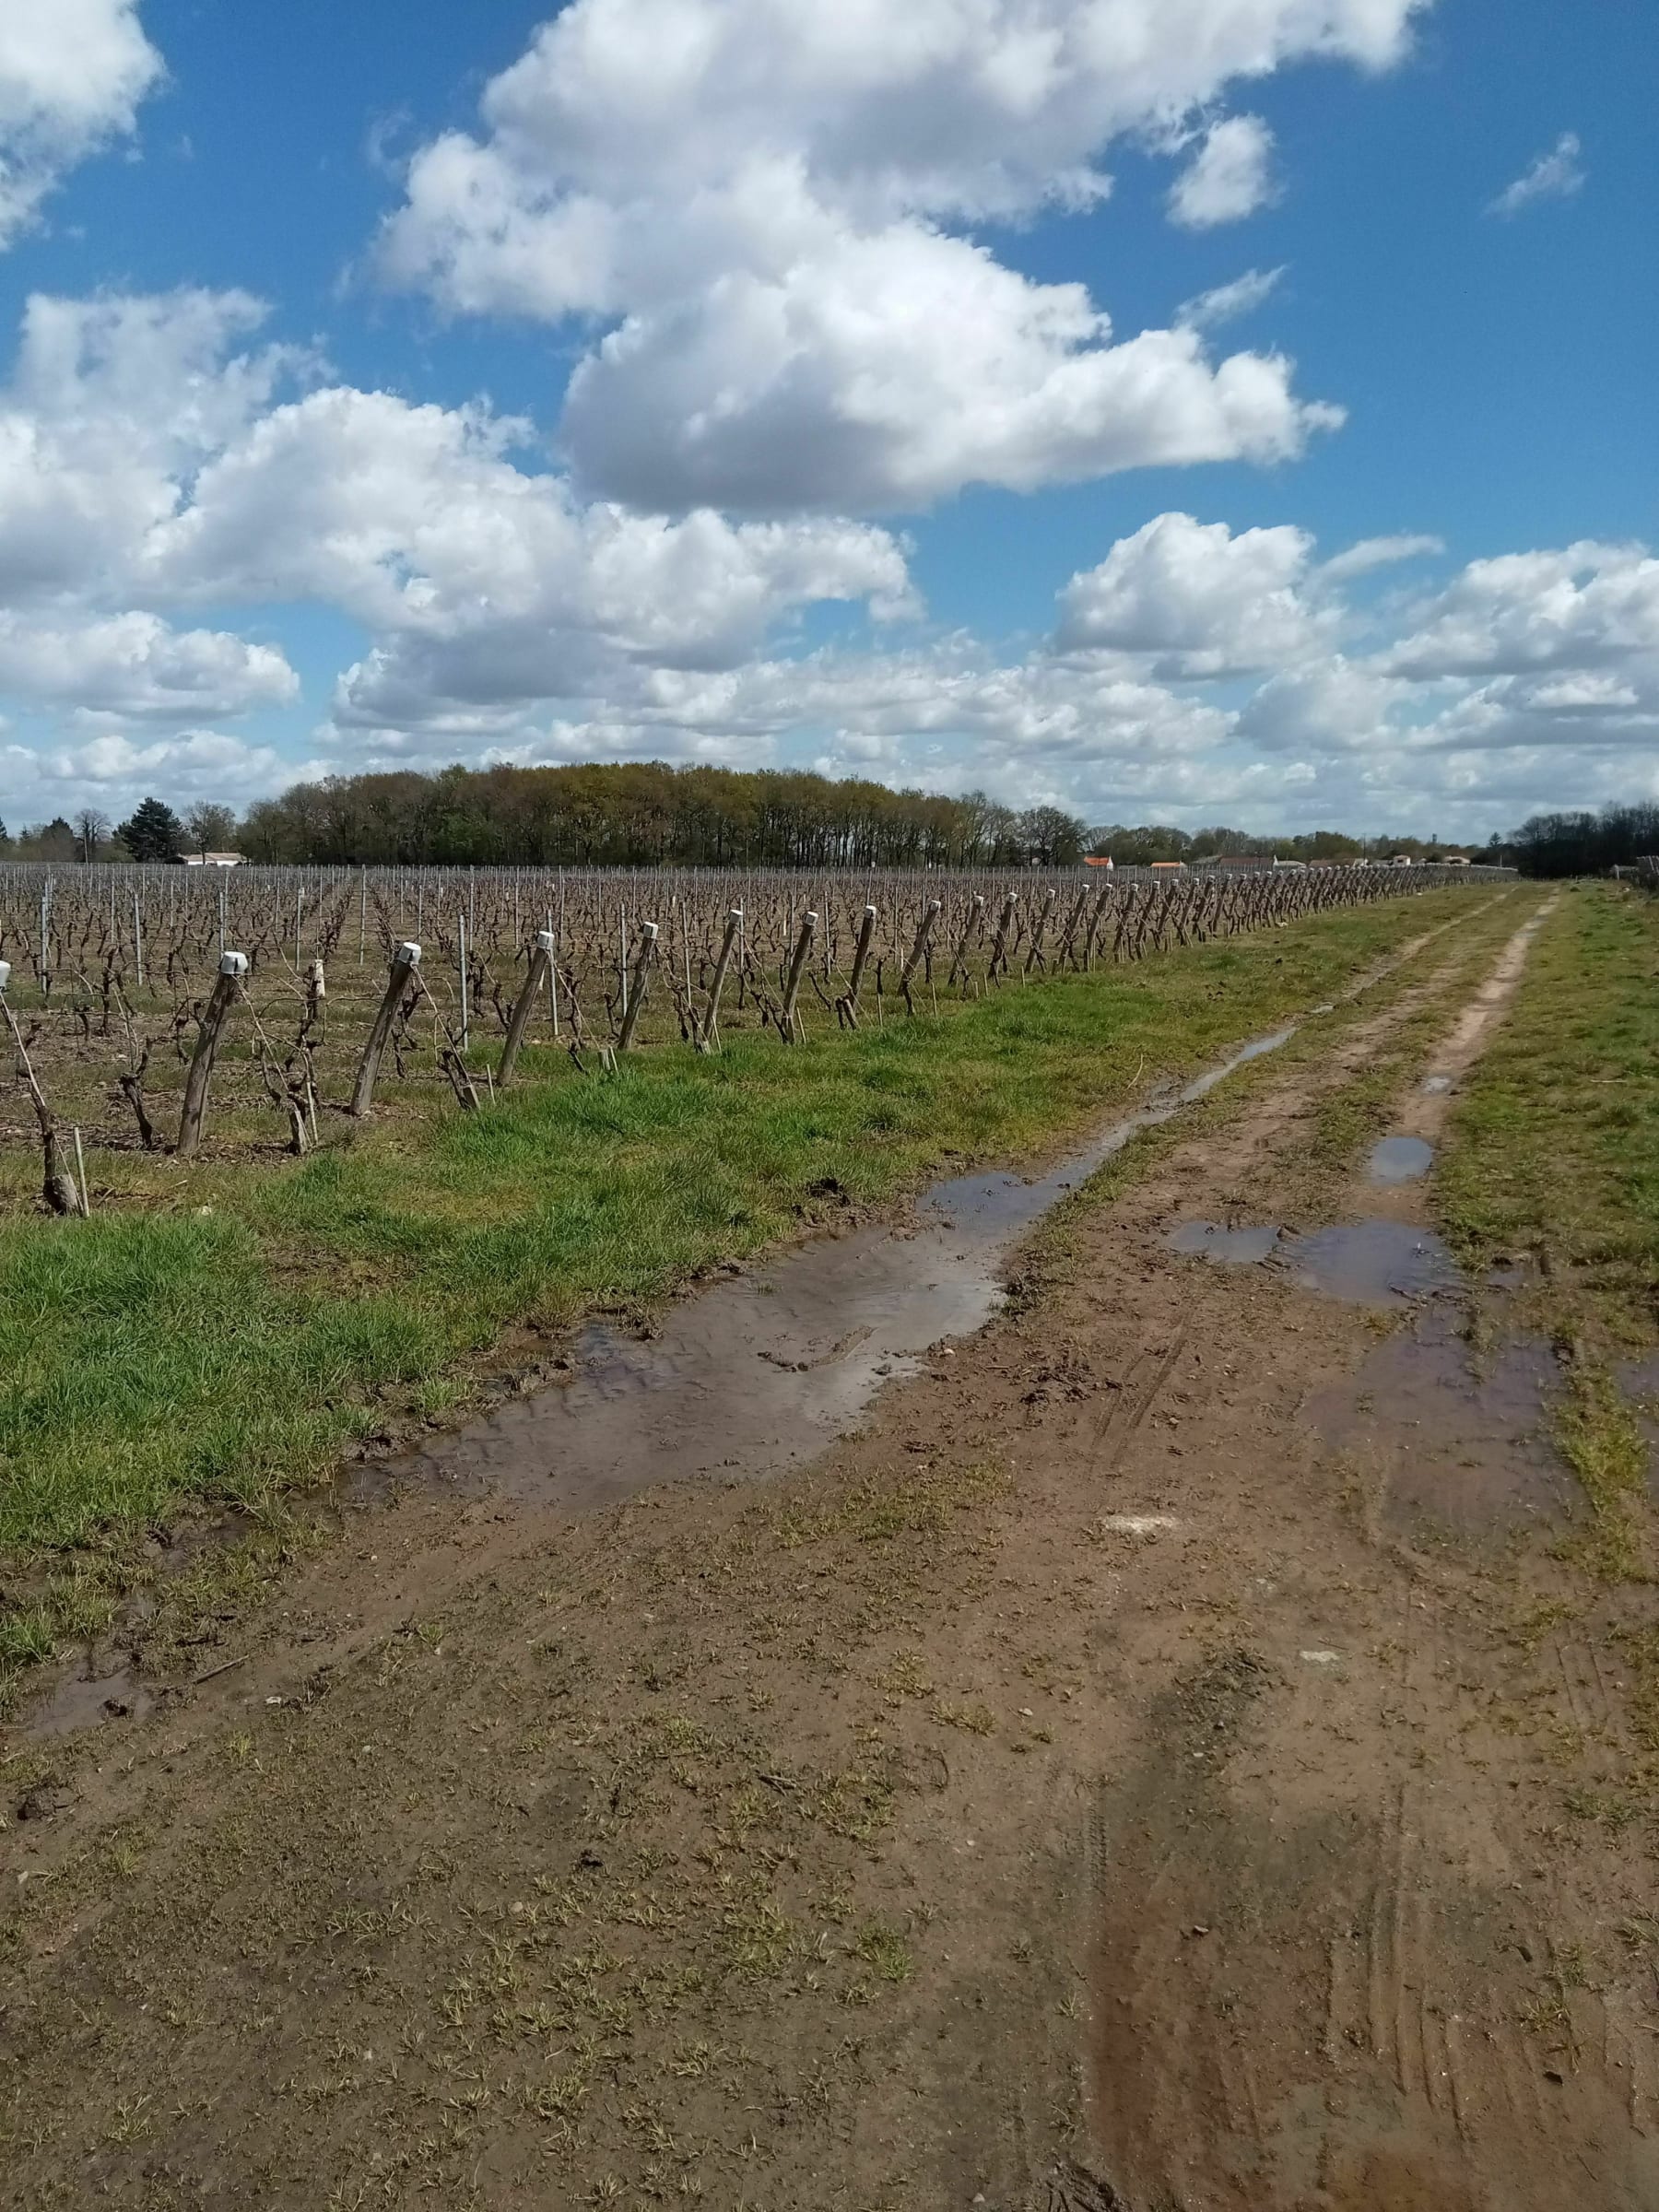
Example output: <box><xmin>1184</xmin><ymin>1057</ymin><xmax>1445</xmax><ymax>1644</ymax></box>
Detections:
<box><xmin>1054</xmin><ymin>511</ymin><xmax>1326</xmax><ymax>673</ymax></box>
<box><xmin>0</xmin><ymin>610</ymin><xmax>295</xmax><ymax>719</ymax></box>
<box><xmin>1168</xmin><ymin>114</ymin><xmax>1277</xmax><ymax>229</ymax></box>
<box><xmin>0</xmin><ymin>0</ymin><xmax>164</xmax><ymax>247</ymax></box>
<box><xmin>377</xmin><ymin>0</ymin><xmax>1425</xmax><ymax>511</ymax></box>
<box><xmin>1381</xmin><ymin>543</ymin><xmax>1659</xmax><ymax>678</ymax></box>
<box><xmin>0</xmin><ymin>285</ymin><xmax>912</xmax><ymax>746</ymax></box>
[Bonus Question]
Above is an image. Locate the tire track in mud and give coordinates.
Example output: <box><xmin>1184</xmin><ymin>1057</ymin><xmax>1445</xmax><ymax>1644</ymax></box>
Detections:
<box><xmin>1067</xmin><ymin>903</ymin><xmax>1527</xmax><ymax>1495</ymax></box>
<box><xmin>1067</xmin><ymin>897</ymin><xmax>1659</xmax><ymax>2212</ymax></box>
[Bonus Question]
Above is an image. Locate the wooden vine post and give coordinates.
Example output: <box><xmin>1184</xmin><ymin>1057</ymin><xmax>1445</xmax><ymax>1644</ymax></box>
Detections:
<box><xmin>899</xmin><ymin>898</ymin><xmax>941</xmax><ymax>1012</ymax></box>
<box><xmin>618</xmin><ymin>923</ymin><xmax>660</xmax><ymax>1051</ymax></box>
<box><xmin>698</xmin><ymin>908</ymin><xmax>742</xmax><ymax>1051</ymax></box>
<box><xmin>1081</xmin><ymin>883</ymin><xmax>1115</xmax><ymax>968</ymax></box>
<box><xmin>0</xmin><ymin>959</ymin><xmax>86</xmax><ymax>1217</ymax></box>
<box><xmin>498</xmin><ymin>929</ymin><xmax>555</xmax><ymax>1086</ymax></box>
<box><xmin>349</xmin><ymin>940</ymin><xmax>421</xmax><ymax>1119</ymax></box>
<box><xmin>987</xmin><ymin>891</ymin><xmax>1019</xmax><ymax>982</ymax></box>
<box><xmin>1056</xmin><ymin>887</ymin><xmax>1091</xmax><ymax>969</ymax></box>
<box><xmin>1023</xmin><ymin>887</ymin><xmax>1058</xmax><ymax>974</ymax></box>
<box><xmin>837</xmin><ymin>903</ymin><xmax>878</xmax><ymax>1029</ymax></box>
<box><xmin>176</xmin><ymin>950</ymin><xmax>248</xmax><ymax>1159</ymax></box>
<box><xmin>948</xmin><ymin>893</ymin><xmax>985</xmax><ymax>988</ymax></box>
<box><xmin>778</xmin><ymin>910</ymin><xmax>818</xmax><ymax>1040</ymax></box>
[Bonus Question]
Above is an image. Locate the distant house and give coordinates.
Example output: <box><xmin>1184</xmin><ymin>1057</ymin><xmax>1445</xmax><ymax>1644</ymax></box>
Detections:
<box><xmin>1390</xmin><ymin>853</ymin><xmax>1415</xmax><ymax>866</ymax></box>
<box><xmin>182</xmin><ymin>851</ymin><xmax>245</xmax><ymax>868</ymax></box>
<box><xmin>1148</xmin><ymin>859</ymin><xmax>1187</xmax><ymax>874</ymax></box>
<box><xmin>1084</xmin><ymin>854</ymin><xmax>1114</xmax><ymax>869</ymax></box>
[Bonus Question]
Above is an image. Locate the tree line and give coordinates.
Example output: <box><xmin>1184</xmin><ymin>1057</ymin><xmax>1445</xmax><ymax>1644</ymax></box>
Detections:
<box><xmin>0</xmin><ymin>759</ymin><xmax>1549</xmax><ymax>871</ymax></box>
<box><xmin>1506</xmin><ymin>804</ymin><xmax>1659</xmax><ymax>878</ymax></box>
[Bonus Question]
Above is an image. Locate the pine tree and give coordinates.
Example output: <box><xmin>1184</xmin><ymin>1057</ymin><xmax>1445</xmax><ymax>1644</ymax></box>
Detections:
<box><xmin>0</xmin><ymin>818</ymin><xmax>11</xmax><ymax>853</ymax></box>
<box><xmin>116</xmin><ymin>796</ymin><xmax>185</xmax><ymax>864</ymax></box>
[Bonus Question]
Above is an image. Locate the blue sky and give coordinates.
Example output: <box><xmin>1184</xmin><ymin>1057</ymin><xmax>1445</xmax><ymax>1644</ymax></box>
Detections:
<box><xmin>0</xmin><ymin>0</ymin><xmax>1653</xmax><ymax>839</ymax></box>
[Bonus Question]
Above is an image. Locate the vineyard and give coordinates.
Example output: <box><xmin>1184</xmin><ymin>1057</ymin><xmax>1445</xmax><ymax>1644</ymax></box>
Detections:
<box><xmin>0</xmin><ymin>859</ymin><xmax>1511</xmax><ymax>1211</ymax></box>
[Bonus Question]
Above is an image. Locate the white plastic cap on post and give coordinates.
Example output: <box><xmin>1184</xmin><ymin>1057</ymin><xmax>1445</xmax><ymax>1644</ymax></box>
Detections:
<box><xmin>641</xmin><ymin>922</ymin><xmax>659</xmax><ymax>940</ymax></box>
<box><xmin>394</xmin><ymin>940</ymin><xmax>421</xmax><ymax>968</ymax></box>
<box><xmin>0</xmin><ymin>960</ymin><xmax>10</xmax><ymax>994</ymax></box>
<box><xmin>535</xmin><ymin>929</ymin><xmax>556</xmax><ymax>953</ymax></box>
<box><xmin>219</xmin><ymin>951</ymin><xmax>250</xmax><ymax>979</ymax></box>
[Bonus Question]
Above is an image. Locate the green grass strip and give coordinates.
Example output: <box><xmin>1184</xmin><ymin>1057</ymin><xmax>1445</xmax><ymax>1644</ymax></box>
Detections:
<box><xmin>1438</xmin><ymin>885</ymin><xmax>1659</xmax><ymax>1337</ymax></box>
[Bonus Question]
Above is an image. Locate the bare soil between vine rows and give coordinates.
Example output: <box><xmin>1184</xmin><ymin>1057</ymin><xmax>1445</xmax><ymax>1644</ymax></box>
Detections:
<box><xmin>5</xmin><ymin>896</ymin><xmax>1655</xmax><ymax>2211</ymax></box>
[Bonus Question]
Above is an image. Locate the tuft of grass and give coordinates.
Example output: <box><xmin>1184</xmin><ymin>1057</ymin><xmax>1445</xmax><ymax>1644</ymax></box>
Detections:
<box><xmin>1553</xmin><ymin>1360</ymin><xmax>1651</xmax><ymax>1583</ymax></box>
<box><xmin>854</xmin><ymin>1921</ymin><xmax>913</xmax><ymax>1983</ymax></box>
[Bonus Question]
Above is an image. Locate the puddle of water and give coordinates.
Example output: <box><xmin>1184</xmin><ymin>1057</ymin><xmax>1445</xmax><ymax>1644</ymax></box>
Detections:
<box><xmin>1276</xmin><ymin>1220</ymin><xmax>1461</xmax><ymax>1307</ymax></box>
<box><xmin>27</xmin><ymin>1665</ymin><xmax>151</xmax><ymax>1738</ymax></box>
<box><xmin>1308</xmin><ymin>1304</ymin><xmax>1568</xmax><ymax>1535</ymax></box>
<box><xmin>1166</xmin><ymin>1215</ymin><xmax>1461</xmax><ymax>1308</ymax></box>
<box><xmin>1367</xmin><ymin>1134</ymin><xmax>1434</xmax><ymax>1184</ymax></box>
<box><xmin>1168</xmin><ymin>1220</ymin><xmax>1284</xmax><ymax>1264</ymax></box>
<box><xmin>1420</xmin><ymin>1074</ymin><xmax>1453</xmax><ymax>1096</ymax></box>
<box><xmin>383</xmin><ymin>1023</ymin><xmax>1302</xmax><ymax>1515</ymax></box>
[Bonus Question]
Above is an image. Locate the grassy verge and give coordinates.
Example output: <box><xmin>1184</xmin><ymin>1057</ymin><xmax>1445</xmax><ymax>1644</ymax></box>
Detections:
<box><xmin>1435</xmin><ymin>884</ymin><xmax>1659</xmax><ymax>1588</ymax></box>
<box><xmin>1438</xmin><ymin>884</ymin><xmax>1659</xmax><ymax>1338</ymax></box>
<box><xmin>0</xmin><ymin>891</ymin><xmax>1500</xmax><ymax>1674</ymax></box>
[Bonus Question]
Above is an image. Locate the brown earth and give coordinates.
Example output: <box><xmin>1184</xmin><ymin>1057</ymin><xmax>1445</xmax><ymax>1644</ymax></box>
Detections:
<box><xmin>4</xmin><ymin>897</ymin><xmax>1656</xmax><ymax>2211</ymax></box>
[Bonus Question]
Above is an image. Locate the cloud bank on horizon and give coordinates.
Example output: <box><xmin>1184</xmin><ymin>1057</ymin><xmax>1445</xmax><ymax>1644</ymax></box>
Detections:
<box><xmin>0</xmin><ymin>0</ymin><xmax>1645</xmax><ymax>841</ymax></box>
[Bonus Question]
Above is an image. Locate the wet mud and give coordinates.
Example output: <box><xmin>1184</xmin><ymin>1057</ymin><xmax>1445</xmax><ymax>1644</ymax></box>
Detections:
<box><xmin>1309</xmin><ymin>1301</ymin><xmax>1569</xmax><ymax>1535</ymax></box>
<box><xmin>25</xmin><ymin>1663</ymin><xmax>153</xmax><ymax>1737</ymax></box>
<box><xmin>384</xmin><ymin>1025</ymin><xmax>1300</xmax><ymax>1515</ymax></box>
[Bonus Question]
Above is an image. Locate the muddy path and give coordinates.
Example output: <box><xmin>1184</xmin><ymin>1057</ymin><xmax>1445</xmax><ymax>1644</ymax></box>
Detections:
<box><xmin>6</xmin><ymin>891</ymin><xmax>1655</xmax><ymax>2211</ymax></box>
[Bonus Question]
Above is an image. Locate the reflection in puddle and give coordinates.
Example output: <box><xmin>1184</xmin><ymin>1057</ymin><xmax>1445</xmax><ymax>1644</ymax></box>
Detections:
<box><xmin>1367</xmin><ymin>1134</ymin><xmax>1434</xmax><ymax>1183</ymax></box>
<box><xmin>1277</xmin><ymin>1220</ymin><xmax>1460</xmax><ymax>1305</ymax></box>
<box><xmin>1168</xmin><ymin>1215</ymin><xmax>1462</xmax><ymax>1307</ymax></box>
<box><xmin>1168</xmin><ymin>1220</ymin><xmax>1284</xmax><ymax>1264</ymax></box>
<box><xmin>1308</xmin><ymin>1305</ymin><xmax>1568</xmax><ymax>1535</ymax></box>
<box><xmin>380</xmin><ymin>1025</ymin><xmax>1303</xmax><ymax>1515</ymax></box>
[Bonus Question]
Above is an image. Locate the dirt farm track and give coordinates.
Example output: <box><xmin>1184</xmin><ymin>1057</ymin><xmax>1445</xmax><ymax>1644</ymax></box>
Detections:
<box><xmin>3</xmin><ymin>877</ymin><xmax>1658</xmax><ymax>2212</ymax></box>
